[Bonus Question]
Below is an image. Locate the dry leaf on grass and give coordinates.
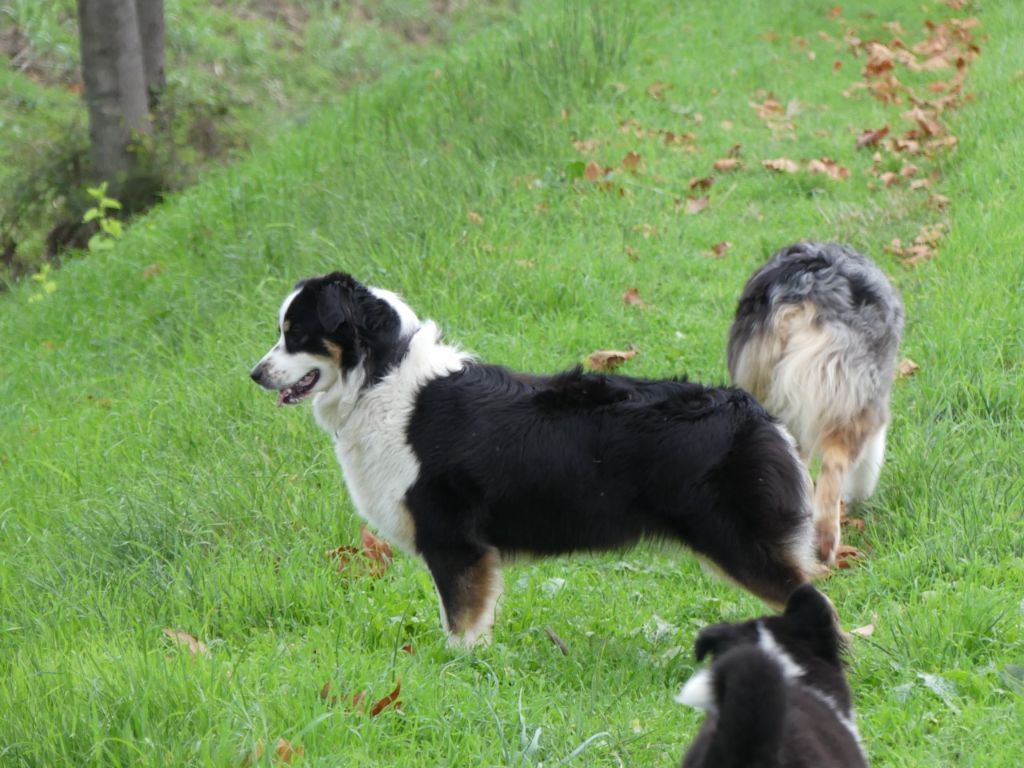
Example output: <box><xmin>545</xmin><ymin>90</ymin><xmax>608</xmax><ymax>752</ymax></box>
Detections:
<box><xmin>162</xmin><ymin>628</ymin><xmax>208</xmax><ymax>657</ymax></box>
<box><xmin>688</xmin><ymin>176</ymin><xmax>714</xmax><ymax>190</ymax></box>
<box><xmin>835</xmin><ymin>544</ymin><xmax>866</xmax><ymax>569</ymax></box>
<box><xmin>709</xmin><ymin>241</ymin><xmax>732</xmax><ymax>258</ymax></box>
<box><xmin>572</xmin><ymin>138</ymin><xmax>600</xmax><ymax>154</ymax></box>
<box><xmin>327</xmin><ymin>525</ymin><xmax>393</xmax><ymax>577</ymax></box>
<box><xmin>370</xmin><ymin>680</ymin><xmax>402</xmax><ymax>717</ymax></box>
<box><xmin>685</xmin><ymin>196</ymin><xmax>710</xmax><ymax>215</ymax></box>
<box><xmin>807</xmin><ymin>158</ymin><xmax>850</xmax><ymax>180</ymax></box>
<box><xmin>622</xmin><ymin>288</ymin><xmax>647</xmax><ymax>308</ymax></box>
<box><xmin>583</xmin><ymin>160</ymin><xmax>604</xmax><ymax>182</ymax></box>
<box><xmin>587</xmin><ymin>347</ymin><xmax>638</xmax><ymax>371</ymax></box>
<box><xmin>275</xmin><ymin>738</ymin><xmax>304</xmax><ymax>764</ymax></box>
<box><xmin>621</xmin><ymin>151</ymin><xmax>642</xmax><ymax>171</ymax></box>
<box><xmin>897</xmin><ymin>358</ymin><xmax>921</xmax><ymax>378</ymax></box>
<box><xmin>851</xmin><ymin>623</ymin><xmax>875</xmax><ymax>637</ymax></box>
<box><xmin>466</xmin><ymin>211</ymin><xmax>484</xmax><ymax>225</ymax></box>
<box><xmin>360</xmin><ymin>525</ymin><xmax>393</xmax><ymax>576</ymax></box>
<box><xmin>646</xmin><ymin>80</ymin><xmax>672</xmax><ymax>100</ymax></box>
<box><xmin>713</xmin><ymin>157</ymin><xmax>742</xmax><ymax>172</ymax></box>
<box><xmin>856</xmin><ymin>126</ymin><xmax>889</xmax><ymax>148</ymax></box>
<box><xmin>762</xmin><ymin>158</ymin><xmax>800</xmax><ymax>174</ymax></box>
<box><xmin>239</xmin><ymin>740</ymin><xmax>266</xmax><ymax>768</ymax></box>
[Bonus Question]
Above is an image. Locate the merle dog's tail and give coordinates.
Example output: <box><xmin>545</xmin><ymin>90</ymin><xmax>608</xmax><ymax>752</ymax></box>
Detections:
<box><xmin>678</xmin><ymin>646</ymin><xmax>786</xmax><ymax>767</ymax></box>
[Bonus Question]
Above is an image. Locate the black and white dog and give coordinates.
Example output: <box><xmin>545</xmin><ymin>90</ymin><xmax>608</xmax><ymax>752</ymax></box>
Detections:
<box><xmin>677</xmin><ymin>584</ymin><xmax>867</xmax><ymax>767</ymax></box>
<box><xmin>728</xmin><ymin>243</ymin><xmax>904</xmax><ymax>564</ymax></box>
<box><xmin>251</xmin><ymin>272</ymin><xmax>821</xmax><ymax>645</ymax></box>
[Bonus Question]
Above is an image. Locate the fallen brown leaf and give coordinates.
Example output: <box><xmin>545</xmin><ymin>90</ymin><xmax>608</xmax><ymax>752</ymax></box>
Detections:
<box><xmin>856</xmin><ymin>125</ymin><xmax>890</xmax><ymax>148</ymax></box>
<box><xmin>928</xmin><ymin>193</ymin><xmax>951</xmax><ymax>209</ymax></box>
<box><xmin>275</xmin><ymin>738</ymin><xmax>304</xmax><ymax>764</ymax></box>
<box><xmin>710</xmin><ymin>241</ymin><xmax>732</xmax><ymax>258</ymax></box>
<box><xmin>361</xmin><ymin>525</ymin><xmax>393</xmax><ymax>576</ymax></box>
<box><xmin>621</xmin><ymin>151</ymin><xmax>642</xmax><ymax>171</ymax></box>
<box><xmin>897</xmin><ymin>358</ymin><xmax>921</xmax><ymax>378</ymax></box>
<box><xmin>661</xmin><ymin>130</ymin><xmax>697</xmax><ymax>147</ymax></box>
<box><xmin>572</xmin><ymin>138</ymin><xmax>600</xmax><ymax>154</ymax></box>
<box><xmin>583</xmin><ymin>160</ymin><xmax>604</xmax><ymax>182</ymax></box>
<box><xmin>713</xmin><ymin>157</ymin><xmax>742</xmax><ymax>172</ymax></box>
<box><xmin>162</xmin><ymin>628</ymin><xmax>208</xmax><ymax>657</ymax></box>
<box><xmin>646</xmin><ymin>80</ymin><xmax>672</xmax><ymax>100</ymax></box>
<box><xmin>622</xmin><ymin>287</ymin><xmax>647</xmax><ymax>308</ymax></box>
<box><xmin>466</xmin><ymin>211</ymin><xmax>484</xmax><ymax>225</ymax></box>
<box><xmin>728</xmin><ymin>143</ymin><xmax>743</xmax><ymax>158</ymax></box>
<box><xmin>850</xmin><ymin>623</ymin><xmax>875</xmax><ymax>638</ymax></box>
<box><xmin>688</xmin><ymin>176</ymin><xmax>714</xmax><ymax>191</ymax></box>
<box><xmin>904</xmin><ymin>106</ymin><xmax>945</xmax><ymax>137</ymax></box>
<box><xmin>835</xmin><ymin>544</ymin><xmax>866</xmax><ymax>569</ymax></box>
<box><xmin>240</xmin><ymin>740</ymin><xmax>266</xmax><ymax>768</ymax></box>
<box><xmin>586</xmin><ymin>347</ymin><xmax>638</xmax><ymax>371</ymax></box>
<box><xmin>807</xmin><ymin>158</ymin><xmax>849</xmax><ymax>180</ymax></box>
<box><xmin>685</xmin><ymin>196</ymin><xmax>710</xmax><ymax>215</ymax></box>
<box><xmin>762</xmin><ymin>158</ymin><xmax>800</xmax><ymax>174</ymax></box>
<box><xmin>401</xmin><ymin>643</ymin><xmax>415</xmax><ymax>654</ymax></box>
<box><xmin>370</xmin><ymin>679</ymin><xmax>402</xmax><ymax>717</ymax></box>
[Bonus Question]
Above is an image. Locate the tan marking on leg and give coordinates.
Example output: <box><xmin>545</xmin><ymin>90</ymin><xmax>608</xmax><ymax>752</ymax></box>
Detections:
<box><xmin>447</xmin><ymin>548</ymin><xmax>503</xmax><ymax>648</ymax></box>
<box><xmin>814</xmin><ymin>409</ymin><xmax>881</xmax><ymax>564</ymax></box>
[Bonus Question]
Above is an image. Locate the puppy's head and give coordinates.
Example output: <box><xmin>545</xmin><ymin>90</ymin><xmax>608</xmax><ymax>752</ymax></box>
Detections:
<box><xmin>694</xmin><ymin>584</ymin><xmax>843</xmax><ymax>670</ymax></box>
<box><xmin>250</xmin><ymin>272</ymin><xmax>415</xmax><ymax>405</ymax></box>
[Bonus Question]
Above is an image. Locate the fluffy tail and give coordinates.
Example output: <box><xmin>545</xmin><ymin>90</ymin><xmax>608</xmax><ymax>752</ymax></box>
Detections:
<box><xmin>679</xmin><ymin>646</ymin><xmax>787</xmax><ymax>768</ymax></box>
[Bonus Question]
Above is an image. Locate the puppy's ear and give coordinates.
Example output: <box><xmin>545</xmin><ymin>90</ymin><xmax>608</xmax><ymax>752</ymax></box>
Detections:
<box><xmin>694</xmin><ymin>624</ymin><xmax>735</xmax><ymax>661</ymax></box>
<box><xmin>784</xmin><ymin>584</ymin><xmax>835</xmax><ymax>628</ymax></box>
<box><xmin>784</xmin><ymin>584</ymin><xmax>841</xmax><ymax>658</ymax></box>
<box><xmin>317</xmin><ymin>281</ymin><xmax>348</xmax><ymax>333</ymax></box>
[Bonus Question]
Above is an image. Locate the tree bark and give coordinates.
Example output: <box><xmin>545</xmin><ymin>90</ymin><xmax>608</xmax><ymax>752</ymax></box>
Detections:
<box><xmin>77</xmin><ymin>0</ymin><xmax>153</xmax><ymax>195</ymax></box>
<box><xmin>135</xmin><ymin>0</ymin><xmax>166</xmax><ymax>112</ymax></box>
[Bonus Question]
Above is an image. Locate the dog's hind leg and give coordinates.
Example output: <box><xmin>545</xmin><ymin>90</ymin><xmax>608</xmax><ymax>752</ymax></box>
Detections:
<box><xmin>423</xmin><ymin>545</ymin><xmax>503</xmax><ymax>648</ymax></box>
<box><xmin>842</xmin><ymin>422</ymin><xmax>887</xmax><ymax>503</ymax></box>
<box><xmin>814</xmin><ymin>427</ymin><xmax>869</xmax><ymax>564</ymax></box>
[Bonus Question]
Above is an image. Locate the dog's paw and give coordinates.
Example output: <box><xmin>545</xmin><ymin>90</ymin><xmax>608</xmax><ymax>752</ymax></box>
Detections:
<box><xmin>816</xmin><ymin>524</ymin><xmax>839</xmax><ymax>565</ymax></box>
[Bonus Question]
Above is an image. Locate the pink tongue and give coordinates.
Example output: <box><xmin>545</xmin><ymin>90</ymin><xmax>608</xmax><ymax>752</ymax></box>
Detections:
<box><xmin>277</xmin><ymin>389</ymin><xmax>291</xmax><ymax>407</ymax></box>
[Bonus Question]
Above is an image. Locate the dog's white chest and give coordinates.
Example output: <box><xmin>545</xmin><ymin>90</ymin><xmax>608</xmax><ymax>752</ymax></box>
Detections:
<box><xmin>332</xmin><ymin>423</ymin><xmax>419</xmax><ymax>554</ymax></box>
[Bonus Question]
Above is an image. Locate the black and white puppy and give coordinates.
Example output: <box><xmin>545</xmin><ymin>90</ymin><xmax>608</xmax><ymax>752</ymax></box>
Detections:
<box><xmin>677</xmin><ymin>584</ymin><xmax>867</xmax><ymax>768</ymax></box>
<box><xmin>728</xmin><ymin>243</ymin><xmax>904</xmax><ymax>564</ymax></box>
<box><xmin>251</xmin><ymin>272</ymin><xmax>821</xmax><ymax>645</ymax></box>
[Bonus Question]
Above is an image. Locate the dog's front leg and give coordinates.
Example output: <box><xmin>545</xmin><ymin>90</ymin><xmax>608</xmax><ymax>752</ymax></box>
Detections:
<box><xmin>422</xmin><ymin>544</ymin><xmax>503</xmax><ymax>648</ymax></box>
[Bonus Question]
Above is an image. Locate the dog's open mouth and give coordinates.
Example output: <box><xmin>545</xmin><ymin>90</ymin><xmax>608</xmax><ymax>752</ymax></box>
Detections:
<box><xmin>277</xmin><ymin>370</ymin><xmax>320</xmax><ymax>406</ymax></box>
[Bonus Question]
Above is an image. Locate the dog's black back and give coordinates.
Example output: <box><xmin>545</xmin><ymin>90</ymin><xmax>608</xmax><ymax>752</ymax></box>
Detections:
<box><xmin>680</xmin><ymin>585</ymin><xmax>867</xmax><ymax>768</ymax></box>
<box><xmin>406</xmin><ymin>364</ymin><xmax>814</xmax><ymax>606</ymax></box>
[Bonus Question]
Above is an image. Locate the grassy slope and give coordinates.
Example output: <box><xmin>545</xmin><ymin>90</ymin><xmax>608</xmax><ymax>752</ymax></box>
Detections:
<box><xmin>1</xmin><ymin>1</ymin><xmax>1022</xmax><ymax>765</ymax></box>
<box><xmin>1</xmin><ymin>0</ymin><xmax>516</xmax><ymax>275</ymax></box>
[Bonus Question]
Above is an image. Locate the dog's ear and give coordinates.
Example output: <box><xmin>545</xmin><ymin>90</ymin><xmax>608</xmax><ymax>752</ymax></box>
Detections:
<box><xmin>694</xmin><ymin>624</ymin><xmax>736</xmax><ymax>661</ymax></box>
<box><xmin>784</xmin><ymin>584</ymin><xmax>835</xmax><ymax>628</ymax></box>
<box><xmin>784</xmin><ymin>584</ymin><xmax>841</xmax><ymax>659</ymax></box>
<box><xmin>317</xmin><ymin>280</ymin><xmax>350</xmax><ymax>333</ymax></box>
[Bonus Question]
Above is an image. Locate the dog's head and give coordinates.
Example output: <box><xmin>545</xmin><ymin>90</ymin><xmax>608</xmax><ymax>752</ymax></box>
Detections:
<box><xmin>677</xmin><ymin>585</ymin><xmax>851</xmax><ymax>712</ymax></box>
<box><xmin>250</xmin><ymin>272</ymin><xmax>418</xmax><ymax>406</ymax></box>
<box><xmin>693</xmin><ymin>584</ymin><xmax>843</xmax><ymax>669</ymax></box>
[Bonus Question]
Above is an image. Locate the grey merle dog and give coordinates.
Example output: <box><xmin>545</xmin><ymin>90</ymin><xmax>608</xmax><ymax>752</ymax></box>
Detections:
<box><xmin>727</xmin><ymin>242</ymin><xmax>904</xmax><ymax>564</ymax></box>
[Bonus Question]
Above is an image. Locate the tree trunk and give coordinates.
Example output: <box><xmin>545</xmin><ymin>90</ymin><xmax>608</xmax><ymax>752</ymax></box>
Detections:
<box><xmin>136</xmin><ymin>0</ymin><xmax>166</xmax><ymax>112</ymax></box>
<box><xmin>77</xmin><ymin>0</ymin><xmax>153</xmax><ymax>196</ymax></box>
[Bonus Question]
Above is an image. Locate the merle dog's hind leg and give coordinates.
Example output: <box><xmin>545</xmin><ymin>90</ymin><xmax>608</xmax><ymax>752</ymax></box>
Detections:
<box><xmin>422</xmin><ymin>543</ymin><xmax>503</xmax><ymax>647</ymax></box>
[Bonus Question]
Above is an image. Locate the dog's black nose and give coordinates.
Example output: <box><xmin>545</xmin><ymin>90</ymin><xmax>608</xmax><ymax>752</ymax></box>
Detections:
<box><xmin>250</xmin><ymin>365</ymin><xmax>264</xmax><ymax>384</ymax></box>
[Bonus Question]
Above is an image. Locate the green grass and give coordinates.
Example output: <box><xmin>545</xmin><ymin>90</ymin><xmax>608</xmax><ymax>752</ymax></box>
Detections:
<box><xmin>1</xmin><ymin>0</ymin><xmax>518</xmax><ymax>277</ymax></box>
<box><xmin>1</xmin><ymin>0</ymin><xmax>1023</xmax><ymax>765</ymax></box>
